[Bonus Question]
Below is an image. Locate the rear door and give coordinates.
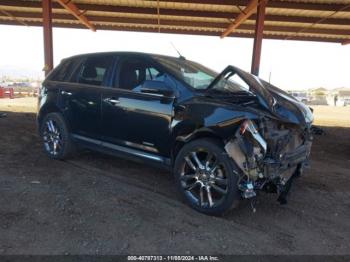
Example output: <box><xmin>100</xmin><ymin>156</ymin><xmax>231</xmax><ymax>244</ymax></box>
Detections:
<box><xmin>101</xmin><ymin>55</ymin><xmax>175</xmax><ymax>156</ymax></box>
<box><xmin>58</xmin><ymin>55</ymin><xmax>115</xmax><ymax>139</ymax></box>
<box><xmin>46</xmin><ymin>58</ymin><xmax>82</xmax><ymax>114</ymax></box>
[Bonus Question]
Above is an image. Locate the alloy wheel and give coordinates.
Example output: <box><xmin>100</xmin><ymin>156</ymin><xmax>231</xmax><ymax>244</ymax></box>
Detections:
<box><xmin>180</xmin><ymin>149</ymin><xmax>228</xmax><ymax>208</ymax></box>
<box><xmin>42</xmin><ymin>119</ymin><xmax>62</xmax><ymax>156</ymax></box>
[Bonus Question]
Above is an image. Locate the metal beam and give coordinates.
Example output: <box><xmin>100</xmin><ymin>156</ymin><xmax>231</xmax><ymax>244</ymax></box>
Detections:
<box><xmin>1</xmin><ymin>9</ymin><xmax>349</xmax><ymax>26</ymax></box>
<box><xmin>251</xmin><ymin>0</ymin><xmax>267</xmax><ymax>76</ymax></box>
<box><xmin>42</xmin><ymin>0</ymin><xmax>53</xmax><ymax>76</ymax></box>
<box><xmin>1</xmin><ymin>11</ymin><xmax>349</xmax><ymax>37</ymax></box>
<box><xmin>285</xmin><ymin>4</ymin><xmax>350</xmax><ymax>41</ymax></box>
<box><xmin>1</xmin><ymin>1</ymin><xmax>350</xmax><ymax>23</ymax></box>
<box><xmin>0</xmin><ymin>10</ymin><xmax>28</xmax><ymax>26</ymax></box>
<box><xmin>221</xmin><ymin>0</ymin><xmax>259</xmax><ymax>38</ymax></box>
<box><xmin>55</xmin><ymin>0</ymin><xmax>96</xmax><ymax>31</ymax></box>
<box><xmin>1</xmin><ymin>19</ymin><xmax>346</xmax><ymax>43</ymax></box>
<box><xmin>1</xmin><ymin>11</ymin><xmax>349</xmax><ymax>36</ymax></box>
<box><xmin>157</xmin><ymin>0</ymin><xmax>350</xmax><ymax>12</ymax></box>
<box><xmin>1</xmin><ymin>0</ymin><xmax>350</xmax><ymax>14</ymax></box>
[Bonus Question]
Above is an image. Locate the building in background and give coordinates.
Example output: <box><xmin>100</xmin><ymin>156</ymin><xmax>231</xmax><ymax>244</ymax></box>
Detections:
<box><xmin>287</xmin><ymin>90</ymin><xmax>310</xmax><ymax>104</ymax></box>
<box><xmin>327</xmin><ymin>87</ymin><xmax>350</xmax><ymax>106</ymax></box>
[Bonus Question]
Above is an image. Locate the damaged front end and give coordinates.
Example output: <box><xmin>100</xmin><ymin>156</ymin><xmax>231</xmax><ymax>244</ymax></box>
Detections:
<box><xmin>225</xmin><ymin>118</ymin><xmax>313</xmax><ymax>204</ymax></box>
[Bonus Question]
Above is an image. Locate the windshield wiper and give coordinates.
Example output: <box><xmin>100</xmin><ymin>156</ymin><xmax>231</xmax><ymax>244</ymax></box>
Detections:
<box><xmin>204</xmin><ymin>91</ymin><xmax>256</xmax><ymax>103</ymax></box>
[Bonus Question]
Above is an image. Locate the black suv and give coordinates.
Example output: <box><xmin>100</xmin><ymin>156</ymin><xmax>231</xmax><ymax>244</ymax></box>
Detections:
<box><xmin>38</xmin><ymin>52</ymin><xmax>313</xmax><ymax>215</ymax></box>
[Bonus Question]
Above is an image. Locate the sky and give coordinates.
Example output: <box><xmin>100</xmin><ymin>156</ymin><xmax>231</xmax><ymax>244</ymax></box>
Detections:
<box><xmin>0</xmin><ymin>24</ymin><xmax>349</xmax><ymax>90</ymax></box>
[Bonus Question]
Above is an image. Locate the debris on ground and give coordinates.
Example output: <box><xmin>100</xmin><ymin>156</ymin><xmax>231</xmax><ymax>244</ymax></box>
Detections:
<box><xmin>311</xmin><ymin>125</ymin><xmax>326</xmax><ymax>135</ymax></box>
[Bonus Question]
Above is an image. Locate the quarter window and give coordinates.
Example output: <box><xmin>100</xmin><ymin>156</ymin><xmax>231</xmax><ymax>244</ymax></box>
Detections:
<box><xmin>50</xmin><ymin>59</ymin><xmax>80</xmax><ymax>82</ymax></box>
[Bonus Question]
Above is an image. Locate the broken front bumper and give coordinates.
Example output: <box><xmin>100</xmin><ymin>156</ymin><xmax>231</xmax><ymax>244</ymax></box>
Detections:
<box><xmin>264</xmin><ymin>141</ymin><xmax>312</xmax><ymax>179</ymax></box>
<box><xmin>225</xmin><ymin>119</ymin><xmax>312</xmax><ymax>180</ymax></box>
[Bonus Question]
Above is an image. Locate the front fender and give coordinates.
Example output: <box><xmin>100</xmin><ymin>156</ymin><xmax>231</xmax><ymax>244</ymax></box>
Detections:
<box><xmin>170</xmin><ymin>100</ymin><xmax>261</xmax><ymax>145</ymax></box>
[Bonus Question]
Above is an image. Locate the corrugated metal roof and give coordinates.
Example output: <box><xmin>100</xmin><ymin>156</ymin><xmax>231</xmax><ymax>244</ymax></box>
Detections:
<box><xmin>0</xmin><ymin>0</ymin><xmax>349</xmax><ymax>43</ymax></box>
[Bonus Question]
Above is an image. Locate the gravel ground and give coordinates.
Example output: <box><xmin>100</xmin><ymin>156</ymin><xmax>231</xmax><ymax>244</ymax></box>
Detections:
<box><xmin>0</xmin><ymin>98</ymin><xmax>349</xmax><ymax>255</ymax></box>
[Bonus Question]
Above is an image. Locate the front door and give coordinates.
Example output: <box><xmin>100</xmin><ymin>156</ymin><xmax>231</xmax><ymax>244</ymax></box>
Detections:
<box><xmin>101</xmin><ymin>56</ymin><xmax>175</xmax><ymax>156</ymax></box>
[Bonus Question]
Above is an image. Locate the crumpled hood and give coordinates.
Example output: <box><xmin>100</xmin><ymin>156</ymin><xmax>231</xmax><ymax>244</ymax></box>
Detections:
<box><xmin>260</xmin><ymin>79</ymin><xmax>314</xmax><ymax>125</ymax></box>
<box><xmin>208</xmin><ymin>65</ymin><xmax>314</xmax><ymax>126</ymax></box>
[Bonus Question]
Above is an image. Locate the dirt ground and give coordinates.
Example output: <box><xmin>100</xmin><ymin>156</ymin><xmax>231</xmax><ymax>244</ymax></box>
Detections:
<box><xmin>0</xmin><ymin>97</ymin><xmax>349</xmax><ymax>255</ymax></box>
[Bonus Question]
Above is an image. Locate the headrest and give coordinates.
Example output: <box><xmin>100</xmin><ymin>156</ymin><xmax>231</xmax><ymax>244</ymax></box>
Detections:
<box><xmin>82</xmin><ymin>65</ymin><xmax>97</xmax><ymax>78</ymax></box>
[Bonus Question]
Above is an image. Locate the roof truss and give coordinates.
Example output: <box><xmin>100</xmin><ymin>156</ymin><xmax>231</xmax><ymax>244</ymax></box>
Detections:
<box><xmin>55</xmin><ymin>0</ymin><xmax>95</xmax><ymax>31</ymax></box>
<box><xmin>0</xmin><ymin>0</ymin><xmax>349</xmax><ymax>44</ymax></box>
<box><xmin>221</xmin><ymin>0</ymin><xmax>261</xmax><ymax>38</ymax></box>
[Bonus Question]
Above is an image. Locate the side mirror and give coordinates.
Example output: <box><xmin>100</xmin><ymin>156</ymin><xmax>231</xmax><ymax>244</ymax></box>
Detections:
<box><xmin>140</xmin><ymin>80</ymin><xmax>174</xmax><ymax>97</ymax></box>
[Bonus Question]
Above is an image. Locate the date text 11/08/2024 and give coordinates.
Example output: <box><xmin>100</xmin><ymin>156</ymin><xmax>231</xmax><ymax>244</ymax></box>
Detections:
<box><xmin>127</xmin><ymin>255</ymin><xmax>219</xmax><ymax>261</ymax></box>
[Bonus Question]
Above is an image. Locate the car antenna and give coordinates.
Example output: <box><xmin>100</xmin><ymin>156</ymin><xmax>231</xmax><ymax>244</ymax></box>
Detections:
<box><xmin>170</xmin><ymin>42</ymin><xmax>186</xmax><ymax>60</ymax></box>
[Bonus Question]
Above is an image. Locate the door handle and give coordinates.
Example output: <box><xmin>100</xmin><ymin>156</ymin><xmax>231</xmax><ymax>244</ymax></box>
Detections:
<box><xmin>61</xmin><ymin>90</ymin><xmax>72</xmax><ymax>96</ymax></box>
<box><xmin>104</xmin><ymin>97</ymin><xmax>120</xmax><ymax>105</ymax></box>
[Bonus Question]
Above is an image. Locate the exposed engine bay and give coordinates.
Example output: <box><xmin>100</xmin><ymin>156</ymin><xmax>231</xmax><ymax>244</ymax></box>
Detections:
<box><xmin>225</xmin><ymin>118</ymin><xmax>313</xmax><ymax>204</ymax></box>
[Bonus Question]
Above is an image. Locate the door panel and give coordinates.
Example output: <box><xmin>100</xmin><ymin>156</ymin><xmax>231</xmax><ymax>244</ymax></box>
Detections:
<box><xmin>59</xmin><ymin>83</ymin><xmax>102</xmax><ymax>139</ymax></box>
<box><xmin>100</xmin><ymin>55</ymin><xmax>176</xmax><ymax>157</ymax></box>
<box><xmin>58</xmin><ymin>54</ymin><xmax>115</xmax><ymax>139</ymax></box>
<box><xmin>101</xmin><ymin>89</ymin><xmax>174</xmax><ymax>156</ymax></box>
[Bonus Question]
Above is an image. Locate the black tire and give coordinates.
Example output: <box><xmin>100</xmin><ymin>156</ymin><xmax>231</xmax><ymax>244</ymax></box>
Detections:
<box><xmin>40</xmin><ymin>112</ymin><xmax>74</xmax><ymax>160</ymax></box>
<box><xmin>174</xmin><ymin>138</ymin><xmax>240</xmax><ymax>216</ymax></box>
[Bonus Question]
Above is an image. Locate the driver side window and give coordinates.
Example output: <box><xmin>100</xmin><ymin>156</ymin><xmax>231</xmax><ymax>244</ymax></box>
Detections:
<box><xmin>117</xmin><ymin>57</ymin><xmax>164</xmax><ymax>92</ymax></box>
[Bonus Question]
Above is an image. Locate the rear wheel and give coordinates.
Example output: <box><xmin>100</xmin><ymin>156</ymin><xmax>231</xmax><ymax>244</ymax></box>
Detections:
<box><xmin>174</xmin><ymin>138</ymin><xmax>240</xmax><ymax>215</ymax></box>
<box><xmin>40</xmin><ymin>112</ymin><xmax>74</xmax><ymax>160</ymax></box>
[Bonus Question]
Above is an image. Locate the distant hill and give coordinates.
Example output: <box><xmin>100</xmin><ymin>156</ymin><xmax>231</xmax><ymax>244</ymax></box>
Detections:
<box><xmin>0</xmin><ymin>65</ymin><xmax>43</xmax><ymax>80</ymax></box>
<box><xmin>308</xmin><ymin>87</ymin><xmax>328</xmax><ymax>92</ymax></box>
<box><xmin>333</xmin><ymin>87</ymin><xmax>350</xmax><ymax>91</ymax></box>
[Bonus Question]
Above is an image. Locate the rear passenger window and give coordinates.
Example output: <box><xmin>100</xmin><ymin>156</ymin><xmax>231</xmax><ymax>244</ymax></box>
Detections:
<box><xmin>77</xmin><ymin>56</ymin><xmax>114</xmax><ymax>86</ymax></box>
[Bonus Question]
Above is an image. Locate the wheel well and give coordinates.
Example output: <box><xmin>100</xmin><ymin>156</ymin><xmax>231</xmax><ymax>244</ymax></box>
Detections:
<box><xmin>171</xmin><ymin>132</ymin><xmax>224</xmax><ymax>165</ymax></box>
<box><xmin>38</xmin><ymin>104</ymin><xmax>62</xmax><ymax>127</ymax></box>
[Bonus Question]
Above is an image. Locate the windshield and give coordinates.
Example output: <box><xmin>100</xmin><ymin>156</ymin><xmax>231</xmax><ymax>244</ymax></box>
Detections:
<box><xmin>152</xmin><ymin>56</ymin><xmax>218</xmax><ymax>90</ymax></box>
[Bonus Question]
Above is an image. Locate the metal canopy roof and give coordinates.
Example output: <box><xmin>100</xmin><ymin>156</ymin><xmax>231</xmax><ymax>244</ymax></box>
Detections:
<box><xmin>1</xmin><ymin>0</ymin><xmax>349</xmax><ymax>44</ymax></box>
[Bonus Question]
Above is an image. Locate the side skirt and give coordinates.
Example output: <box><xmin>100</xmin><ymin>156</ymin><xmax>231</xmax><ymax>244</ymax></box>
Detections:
<box><xmin>71</xmin><ymin>134</ymin><xmax>172</xmax><ymax>171</ymax></box>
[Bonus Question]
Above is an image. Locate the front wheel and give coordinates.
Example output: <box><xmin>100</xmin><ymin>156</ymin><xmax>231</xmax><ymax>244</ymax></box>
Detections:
<box><xmin>174</xmin><ymin>138</ymin><xmax>240</xmax><ymax>216</ymax></box>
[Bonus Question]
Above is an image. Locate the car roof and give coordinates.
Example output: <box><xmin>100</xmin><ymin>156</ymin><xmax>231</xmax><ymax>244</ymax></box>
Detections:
<box><xmin>64</xmin><ymin>51</ymin><xmax>180</xmax><ymax>62</ymax></box>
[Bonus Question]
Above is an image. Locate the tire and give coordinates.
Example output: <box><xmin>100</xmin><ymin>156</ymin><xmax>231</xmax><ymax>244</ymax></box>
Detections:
<box><xmin>39</xmin><ymin>112</ymin><xmax>74</xmax><ymax>160</ymax></box>
<box><xmin>174</xmin><ymin>138</ymin><xmax>240</xmax><ymax>216</ymax></box>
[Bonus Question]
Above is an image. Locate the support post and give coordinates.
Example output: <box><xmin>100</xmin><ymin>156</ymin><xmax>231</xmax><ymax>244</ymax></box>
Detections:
<box><xmin>251</xmin><ymin>0</ymin><xmax>267</xmax><ymax>76</ymax></box>
<box><xmin>42</xmin><ymin>0</ymin><xmax>53</xmax><ymax>76</ymax></box>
